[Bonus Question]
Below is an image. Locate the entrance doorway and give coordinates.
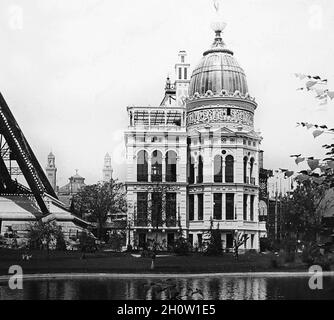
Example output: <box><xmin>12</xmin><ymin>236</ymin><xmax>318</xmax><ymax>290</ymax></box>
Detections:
<box><xmin>226</xmin><ymin>233</ymin><xmax>233</xmax><ymax>249</ymax></box>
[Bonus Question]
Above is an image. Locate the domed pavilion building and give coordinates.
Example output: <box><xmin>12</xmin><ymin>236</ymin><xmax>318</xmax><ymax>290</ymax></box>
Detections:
<box><xmin>124</xmin><ymin>17</ymin><xmax>266</xmax><ymax>252</ymax></box>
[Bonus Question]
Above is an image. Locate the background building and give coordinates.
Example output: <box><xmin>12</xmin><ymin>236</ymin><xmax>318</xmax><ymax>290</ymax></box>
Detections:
<box><xmin>103</xmin><ymin>152</ymin><xmax>113</xmax><ymax>182</ymax></box>
<box><xmin>45</xmin><ymin>152</ymin><xmax>57</xmax><ymax>192</ymax></box>
<box><xmin>124</xmin><ymin>18</ymin><xmax>266</xmax><ymax>251</ymax></box>
<box><xmin>58</xmin><ymin>170</ymin><xmax>86</xmax><ymax>208</ymax></box>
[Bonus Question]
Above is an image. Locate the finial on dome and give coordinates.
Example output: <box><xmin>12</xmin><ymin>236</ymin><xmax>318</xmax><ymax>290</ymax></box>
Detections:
<box><xmin>213</xmin><ymin>0</ymin><xmax>222</xmax><ymax>15</ymax></box>
<box><xmin>210</xmin><ymin>0</ymin><xmax>227</xmax><ymax>43</ymax></box>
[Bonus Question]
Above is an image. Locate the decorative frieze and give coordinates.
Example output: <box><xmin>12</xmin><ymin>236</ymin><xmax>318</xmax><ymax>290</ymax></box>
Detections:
<box><xmin>187</xmin><ymin>107</ymin><xmax>254</xmax><ymax>127</ymax></box>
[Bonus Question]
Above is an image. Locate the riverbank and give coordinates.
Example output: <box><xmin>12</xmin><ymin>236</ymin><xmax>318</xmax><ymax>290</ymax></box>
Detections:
<box><xmin>0</xmin><ymin>248</ymin><xmax>318</xmax><ymax>276</ymax></box>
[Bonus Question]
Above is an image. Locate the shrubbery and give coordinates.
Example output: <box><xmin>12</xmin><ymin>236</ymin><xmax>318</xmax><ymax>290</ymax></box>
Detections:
<box><xmin>203</xmin><ymin>219</ymin><xmax>222</xmax><ymax>256</ymax></box>
<box><xmin>78</xmin><ymin>231</ymin><xmax>97</xmax><ymax>253</ymax></box>
<box><xmin>173</xmin><ymin>236</ymin><xmax>190</xmax><ymax>256</ymax></box>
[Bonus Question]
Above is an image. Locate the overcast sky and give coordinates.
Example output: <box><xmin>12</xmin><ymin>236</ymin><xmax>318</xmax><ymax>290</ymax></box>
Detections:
<box><xmin>1</xmin><ymin>0</ymin><xmax>334</xmax><ymax>187</ymax></box>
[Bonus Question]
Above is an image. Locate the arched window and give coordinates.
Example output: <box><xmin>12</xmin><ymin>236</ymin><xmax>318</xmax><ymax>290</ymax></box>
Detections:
<box><xmin>214</xmin><ymin>155</ymin><xmax>223</xmax><ymax>183</ymax></box>
<box><xmin>197</xmin><ymin>156</ymin><xmax>203</xmax><ymax>183</ymax></box>
<box><xmin>151</xmin><ymin>150</ymin><xmax>162</xmax><ymax>182</ymax></box>
<box><xmin>189</xmin><ymin>157</ymin><xmax>195</xmax><ymax>184</ymax></box>
<box><xmin>166</xmin><ymin>151</ymin><xmax>177</xmax><ymax>182</ymax></box>
<box><xmin>250</xmin><ymin>158</ymin><xmax>255</xmax><ymax>185</ymax></box>
<box><xmin>243</xmin><ymin>156</ymin><xmax>248</xmax><ymax>184</ymax></box>
<box><xmin>137</xmin><ymin>151</ymin><xmax>148</xmax><ymax>182</ymax></box>
<box><xmin>225</xmin><ymin>155</ymin><xmax>234</xmax><ymax>183</ymax></box>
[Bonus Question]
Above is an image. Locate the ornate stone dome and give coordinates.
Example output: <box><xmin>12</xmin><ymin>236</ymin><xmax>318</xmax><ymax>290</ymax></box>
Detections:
<box><xmin>188</xmin><ymin>28</ymin><xmax>249</xmax><ymax>97</ymax></box>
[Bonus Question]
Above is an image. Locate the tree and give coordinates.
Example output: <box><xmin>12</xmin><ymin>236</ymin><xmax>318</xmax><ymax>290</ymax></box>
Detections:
<box><xmin>72</xmin><ymin>179</ymin><xmax>126</xmax><ymax>239</ymax></box>
<box><xmin>27</xmin><ymin>220</ymin><xmax>65</xmax><ymax>256</ymax></box>
<box><xmin>78</xmin><ymin>230</ymin><xmax>97</xmax><ymax>258</ymax></box>
<box><xmin>282</xmin><ymin>75</ymin><xmax>334</xmax><ymax>247</ymax></box>
<box><xmin>173</xmin><ymin>214</ymin><xmax>190</xmax><ymax>255</ymax></box>
<box><xmin>204</xmin><ymin>218</ymin><xmax>222</xmax><ymax>256</ymax></box>
<box><xmin>280</xmin><ymin>180</ymin><xmax>329</xmax><ymax>244</ymax></box>
<box><xmin>233</xmin><ymin>231</ymin><xmax>249</xmax><ymax>260</ymax></box>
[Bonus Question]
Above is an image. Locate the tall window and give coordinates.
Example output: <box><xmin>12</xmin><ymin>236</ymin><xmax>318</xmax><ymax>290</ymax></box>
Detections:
<box><xmin>225</xmin><ymin>155</ymin><xmax>234</xmax><ymax>183</ymax></box>
<box><xmin>166</xmin><ymin>193</ymin><xmax>176</xmax><ymax>227</ymax></box>
<box><xmin>137</xmin><ymin>151</ymin><xmax>148</xmax><ymax>182</ymax></box>
<box><xmin>213</xmin><ymin>193</ymin><xmax>222</xmax><ymax>220</ymax></box>
<box><xmin>189</xmin><ymin>194</ymin><xmax>194</xmax><ymax>221</ymax></box>
<box><xmin>178</xmin><ymin>67</ymin><xmax>182</xmax><ymax>80</ymax></box>
<box><xmin>198</xmin><ymin>194</ymin><xmax>204</xmax><ymax>220</ymax></box>
<box><xmin>137</xmin><ymin>193</ymin><xmax>148</xmax><ymax>226</ymax></box>
<box><xmin>243</xmin><ymin>157</ymin><xmax>248</xmax><ymax>184</ymax></box>
<box><xmin>184</xmin><ymin>68</ymin><xmax>187</xmax><ymax>80</ymax></box>
<box><xmin>152</xmin><ymin>192</ymin><xmax>163</xmax><ymax>227</ymax></box>
<box><xmin>214</xmin><ymin>155</ymin><xmax>223</xmax><ymax>182</ymax></box>
<box><xmin>243</xmin><ymin>194</ymin><xmax>248</xmax><ymax>221</ymax></box>
<box><xmin>166</xmin><ymin>151</ymin><xmax>177</xmax><ymax>182</ymax></box>
<box><xmin>250</xmin><ymin>195</ymin><xmax>255</xmax><ymax>221</ymax></box>
<box><xmin>226</xmin><ymin>193</ymin><xmax>234</xmax><ymax>220</ymax></box>
<box><xmin>197</xmin><ymin>156</ymin><xmax>203</xmax><ymax>183</ymax></box>
<box><xmin>250</xmin><ymin>158</ymin><xmax>255</xmax><ymax>184</ymax></box>
<box><xmin>151</xmin><ymin>150</ymin><xmax>162</xmax><ymax>182</ymax></box>
<box><xmin>189</xmin><ymin>157</ymin><xmax>195</xmax><ymax>184</ymax></box>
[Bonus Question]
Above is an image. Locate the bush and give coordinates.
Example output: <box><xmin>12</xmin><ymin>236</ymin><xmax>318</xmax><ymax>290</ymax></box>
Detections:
<box><xmin>56</xmin><ymin>232</ymin><xmax>67</xmax><ymax>251</ymax></box>
<box><xmin>260</xmin><ymin>238</ymin><xmax>272</xmax><ymax>252</ymax></box>
<box><xmin>27</xmin><ymin>220</ymin><xmax>64</xmax><ymax>252</ymax></box>
<box><xmin>270</xmin><ymin>258</ymin><xmax>279</xmax><ymax>269</ymax></box>
<box><xmin>315</xmin><ymin>255</ymin><xmax>332</xmax><ymax>271</ymax></box>
<box><xmin>79</xmin><ymin>231</ymin><xmax>97</xmax><ymax>253</ymax></box>
<box><xmin>301</xmin><ymin>243</ymin><xmax>321</xmax><ymax>266</ymax></box>
<box><xmin>108</xmin><ymin>233</ymin><xmax>124</xmax><ymax>252</ymax></box>
<box><xmin>173</xmin><ymin>237</ymin><xmax>190</xmax><ymax>256</ymax></box>
<box><xmin>284</xmin><ymin>251</ymin><xmax>296</xmax><ymax>263</ymax></box>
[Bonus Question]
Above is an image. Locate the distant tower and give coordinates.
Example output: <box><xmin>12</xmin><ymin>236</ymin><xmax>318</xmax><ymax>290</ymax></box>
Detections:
<box><xmin>46</xmin><ymin>152</ymin><xmax>57</xmax><ymax>192</ymax></box>
<box><xmin>175</xmin><ymin>50</ymin><xmax>190</xmax><ymax>106</ymax></box>
<box><xmin>103</xmin><ymin>153</ymin><xmax>113</xmax><ymax>182</ymax></box>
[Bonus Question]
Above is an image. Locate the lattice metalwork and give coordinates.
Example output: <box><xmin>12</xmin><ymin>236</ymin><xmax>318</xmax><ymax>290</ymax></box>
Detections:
<box><xmin>0</xmin><ymin>93</ymin><xmax>58</xmax><ymax>214</ymax></box>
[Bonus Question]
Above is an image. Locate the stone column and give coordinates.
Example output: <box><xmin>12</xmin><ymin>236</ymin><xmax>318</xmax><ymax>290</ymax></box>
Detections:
<box><xmin>162</xmin><ymin>192</ymin><xmax>166</xmax><ymax>227</ymax></box>
<box><xmin>148</xmin><ymin>192</ymin><xmax>152</xmax><ymax>227</ymax></box>
<box><xmin>222</xmin><ymin>193</ymin><xmax>226</xmax><ymax>220</ymax></box>
<box><xmin>162</xmin><ymin>156</ymin><xmax>166</xmax><ymax>182</ymax></box>
<box><xmin>148</xmin><ymin>155</ymin><xmax>152</xmax><ymax>182</ymax></box>
<box><xmin>247</xmin><ymin>194</ymin><xmax>251</xmax><ymax>221</ymax></box>
<box><xmin>254</xmin><ymin>232</ymin><xmax>260</xmax><ymax>251</ymax></box>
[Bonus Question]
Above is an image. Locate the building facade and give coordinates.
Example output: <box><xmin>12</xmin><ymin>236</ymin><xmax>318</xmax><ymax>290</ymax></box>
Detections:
<box><xmin>124</xmin><ymin>20</ymin><xmax>266</xmax><ymax>251</ymax></box>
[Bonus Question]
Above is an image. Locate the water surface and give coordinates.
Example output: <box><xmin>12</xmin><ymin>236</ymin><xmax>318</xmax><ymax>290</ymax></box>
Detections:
<box><xmin>1</xmin><ymin>275</ymin><xmax>333</xmax><ymax>300</ymax></box>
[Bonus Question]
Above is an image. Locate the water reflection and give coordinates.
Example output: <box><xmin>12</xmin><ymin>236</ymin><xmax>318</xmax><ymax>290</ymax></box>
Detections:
<box><xmin>0</xmin><ymin>276</ymin><xmax>334</xmax><ymax>300</ymax></box>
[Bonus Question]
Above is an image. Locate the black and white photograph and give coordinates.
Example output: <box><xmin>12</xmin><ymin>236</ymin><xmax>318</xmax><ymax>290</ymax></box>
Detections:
<box><xmin>0</xmin><ymin>0</ymin><xmax>334</xmax><ymax>310</ymax></box>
